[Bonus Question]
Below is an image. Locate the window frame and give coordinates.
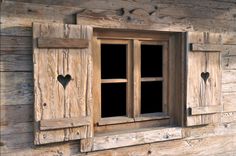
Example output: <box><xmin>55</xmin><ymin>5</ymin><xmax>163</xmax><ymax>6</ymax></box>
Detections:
<box><xmin>92</xmin><ymin>29</ymin><xmax>184</xmax><ymax>134</ymax></box>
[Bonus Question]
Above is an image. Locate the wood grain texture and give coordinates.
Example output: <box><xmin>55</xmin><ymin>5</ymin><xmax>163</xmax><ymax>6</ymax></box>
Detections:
<box><xmin>189</xmin><ymin>105</ymin><xmax>222</xmax><ymax>115</ymax></box>
<box><xmin>0</xmin><ymin>72</ymin><xmax>33</xmax><ymax>105</ymax></box>
<box><xmin>81</xmin><ymin>127</ymin><xmax>182</xmax><ymax>152</ymax></box>
<box><xmin>33</xmin><ymin>23</ymin><xmax>93</xmax><ymax>144</ymax></box>
<box><xmin>0</xmin><ymin>104</ymin><xmax>33</xmax><ymax>124</ymax></box>
<box><xmin>190</xmin><ymin>43</ymin><xmax>222</xmax><ymax>52</ymax></box>
<box><xmin>40</xmin><ymin>116</ymin><xmax>91</xmax><ymax>130</ymax></box>
<box><xmin>0</xmin><ymin>55</ymin><xmax>33</xmax><ymax>71</ymax></box>
<box><xmin>186</xmin><ymin>52</ymin><xmax>222</xmax><ymax>126</ymax></box>
<box><xmin>222</xmin><ymin>93</ymin><xmax>236</xmax><ymax>112</ymax></box>
<box><xmin>37</xmin><ymin>38</ymin><xmax>89</xmax><ymax>48</ymax></box>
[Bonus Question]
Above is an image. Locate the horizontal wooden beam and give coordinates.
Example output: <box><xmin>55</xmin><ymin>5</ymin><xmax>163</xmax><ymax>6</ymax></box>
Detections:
<box><xmin>101</xmin><ymin>79</ymin><xmax>127</xmax><ymax>83</ymax></box>
<box><xmin>39</xmin><ymin>116</ymin><xmax>91</xmax><ymax>130</ymax></box>
<box><xmin>81</xmin><ymin>127</ymin><xmax>182</xmax><ymax>152</ymax></box>
<box><xmin>141</xmin><ymin>77</ymin><xmax>163</xmax><ymax>82</ymax></box>
<box><xmin>37</xmin><ymin>38</ymin><xmax>89</xmax><ymax>48</ymax></box>
<box><xmin>98</xmin><ymin>116</ymin><xmax>134</xmax><ymax>126</ymax></box>
<box><xmin>188</xmin><ymin>105</ymin><xmax>222</xmax><ymax>116</ymax></box>
<box><xmin>190</xmin><ymin>43</ymin><xmax>222</xmax><ymax>52</ymax></box>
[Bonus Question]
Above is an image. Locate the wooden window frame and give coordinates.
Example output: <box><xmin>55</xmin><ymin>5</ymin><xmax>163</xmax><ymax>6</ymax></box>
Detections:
<box><xmin>92</xmin><ymin>29</ymin><xmax>185</xmax><ymax>134</ymax></box>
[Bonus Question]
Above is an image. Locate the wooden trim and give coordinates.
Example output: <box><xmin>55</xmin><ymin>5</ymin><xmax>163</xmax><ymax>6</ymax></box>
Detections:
<box><xmin>190</xmin><ymin>43</ymin><xmax>222</xmax><ymax>52</ymax></box>
<box><xmin>141</xmin><ymin>77</ymin><xmax>163</xmax><ymax>82</ymax></box>
<box><xmin>37</xmin><ymin>38</ymin><xmax>89</xmax><ymax>48</ymax></box>
<box><xmin>188</xmin><ymin>105</ymin><xmax>222</xmax><ymax>116</ymax></box>
<box><xmin>101</xmin><ymin>79</ymin><xmax>127</xmax><ymax>83</ymax></box>
<box><xmin>81</xmin><ymin>127</ymin><xmax>182</xmax><ymax>152</ymax></box>
<box><xmin>39</xmin><ymin>116</ymin><xmax>91</xmax><ymax>130</ymax></box>
<box><xmin>127</xmin><ymin>40</ymin><xmax>133</xmax><ymax>118</ymax></box>
<box><xmin>133</xmin><ymin>39</ymin><xmax>141</xmax><ymax>117</ymax></box>
<box><xmin>98</xmin><ymin>117</ymin><xmax>134</xmax><ymax>126</ymax></box>
<box><xmin>134</xmin><ymin>113</ymin><xmax>170</xmax><ymax>122</ymax></box>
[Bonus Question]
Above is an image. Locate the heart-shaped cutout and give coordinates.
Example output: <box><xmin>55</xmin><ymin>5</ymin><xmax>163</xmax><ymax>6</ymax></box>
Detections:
<box><xmin>201</xmin><ymin>72</ymin><xmax>210</xmax><ymax>83</ymax></box>
<box><xmin>57</xmin><ymin>74</ymin><xmax>71</xmax><ymax>89</ymax></box>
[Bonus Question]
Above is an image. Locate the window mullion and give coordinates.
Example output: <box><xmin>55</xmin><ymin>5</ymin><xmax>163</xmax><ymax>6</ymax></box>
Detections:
<box><xmin>133</xmin><ymin>39</ymin><xmax>141</xmax><ymax>117</ymax></box>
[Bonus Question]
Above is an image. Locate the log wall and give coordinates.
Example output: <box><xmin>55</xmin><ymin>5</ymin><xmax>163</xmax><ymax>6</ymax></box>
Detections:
<box><xmin>1</xmin><ymin>0</ymin><xmax>236</xmax><ymax>155</ymax></box>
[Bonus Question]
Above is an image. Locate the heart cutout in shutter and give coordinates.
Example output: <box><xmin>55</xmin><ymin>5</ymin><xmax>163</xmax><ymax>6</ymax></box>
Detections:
<box><xmin>201</xmin><ymin>72</ymin><xmax>210</xmax><ymax>83</ymax></box>
<box><xmin>57</xmin><ymin>74</ymin><xmax>71</xmax><ymax>89</ymax></box>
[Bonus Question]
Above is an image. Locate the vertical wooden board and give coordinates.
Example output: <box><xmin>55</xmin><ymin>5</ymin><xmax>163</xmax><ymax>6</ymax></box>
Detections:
<box><xmin>186</xmin><ymin>52</ymin><xmax>221</xmax><ymax>126</ymax></box>
<box><xmin>33</xmin><ymin>23</ymin><xmax>93</xmax><ymax>144</ymax></box>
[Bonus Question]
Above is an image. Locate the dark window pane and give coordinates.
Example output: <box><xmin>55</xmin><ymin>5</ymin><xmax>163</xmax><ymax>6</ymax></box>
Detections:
<box><xmin>101</xmin><ymin>44</ymin><xmax>126</xmax><ymax>79</ymax></box>
<box><xmin>141</xmin><ymin>82</ymin><xmax>162</xmax><ymax>114</ymax></box>
<box><xmin>101</xmin><ymin>83</ymin><xmax>126</xmax><ymax>117</ymax></box>
<box><xmin>141</xmin><ymin>45</ymin><xmax>163</xmax><ymax>77</ymax></box>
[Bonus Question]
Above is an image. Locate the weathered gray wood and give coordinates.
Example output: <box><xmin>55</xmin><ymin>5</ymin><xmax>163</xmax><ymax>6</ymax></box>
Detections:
<box><xmin>221</xmin><ymin>112</ymin><xmax>236</xmax><ymax>123</ymax></box>
<box><xmin>0</xmin><ymin>104</ymin><xmax>33</xmax><ymax>124</ymax></box>
<box><xmin>37</xmin><ymin>38</ymin><xmax>89</xmax><ymax>48</ymax></box>
<box><xmin>190</xmin><ymin>43</ymin><xmax>222</xmax><ymax>52</ymax></box>
<box><xmin>222</xmin><ymin>57</ymin><xmax>236</xmax><ymax>70</ymax></box>
<box><xmin>222</xmin><ymin>70</ymin><xmax>236</xmax><ymax>84</ymax></box>
<box><xmin>0</xmin><ymin>36</ymin><xmax>32</xmax><ymax>51</ymax></box>
<box><xmin>0</xmin><ymin>55</ymin><xmax>33</xmax><ymax>71</ymax></box>
<box><xmin>222</xmin><ymin>93</ymin><xmax>236</xmax><ymax>112</ymax></box>
<box><xmin>0</xmin><ymin>122</ymin><xmax>33</xmax><ymax>135</ymax></box>
<box><xmin>81</xmin><ymin>127</ymin><xmax>182</xmax><ymax>152</ymax></box>
<box><xmin>189</xmin><ymin>105</ymin><xmax>222</xmax><ymax>115</ymax></box>
<box><xmin>40</xmin><ymin>116</ymin><xmax>91</xmax><ymax>130</ymax></box>
<box><xmin>33</xmin><ymin>23</ymin><xmax>93</xmax><ymax>145</ymax></box>
<box><xmin>0</xmin><ymin>72</ymin><xmax>33</xmax><ymax>105</ymax></box>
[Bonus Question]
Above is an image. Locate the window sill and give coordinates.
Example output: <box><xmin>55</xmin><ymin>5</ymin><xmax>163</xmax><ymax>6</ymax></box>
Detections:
<box><xmin>80</xmin><ymin>126</ymin><xmax>182</xmax><ymax>152</ymax></box>
<box><xmin>97</xmin><ymin>113</ymin><xmax>170</xmax><ymax>126</ymax></box>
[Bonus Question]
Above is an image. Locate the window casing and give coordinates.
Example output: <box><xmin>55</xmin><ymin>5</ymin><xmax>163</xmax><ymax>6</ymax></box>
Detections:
<box><xmin>93</xmin><ymin>29</ymin><xmax>184</xmax><ymax>134</ymax></box>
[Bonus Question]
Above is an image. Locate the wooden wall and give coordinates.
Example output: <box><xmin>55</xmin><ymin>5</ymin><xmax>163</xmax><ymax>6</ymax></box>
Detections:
<box><xmin>1</xmin><ymin>0</ymin><xmax>236</xmax><ymax>155</ymax></box>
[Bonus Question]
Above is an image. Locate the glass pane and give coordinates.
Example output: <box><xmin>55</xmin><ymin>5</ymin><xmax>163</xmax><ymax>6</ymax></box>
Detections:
<box><xmin>101</xmin><ymin>83</ymin><xmax>126</xmax><ymax>117</ymax></box>
<box><xmin>141</xmin><ymin>44</ymin><xmax>163</xmax><ymax>77</ymax></box>
<box><xmin>141</xmin><ymin>81</ymin><xmax>162</xmax><ymax>114</ymax></box>
<box><xmin>101</xmin><ymin>44</ymin><xmax>126</xmax><ymax>79</ymax></box>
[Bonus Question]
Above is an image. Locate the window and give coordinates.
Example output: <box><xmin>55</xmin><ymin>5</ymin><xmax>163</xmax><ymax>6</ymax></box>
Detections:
<box><xmin>93</xmin><ymin>29</ymin><xmax>184</xmax><ymax>134</ymax></box>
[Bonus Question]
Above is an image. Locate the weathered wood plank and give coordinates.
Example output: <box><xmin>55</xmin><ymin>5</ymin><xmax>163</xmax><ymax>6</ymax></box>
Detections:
<box><xmin>0</xmin><ymin>122</ymin><xmax>33</xmax><ymax>135</ymax></box>
<box><xmin>1</xmin><ymin>1</ymin><xmax>82</xmax><ymax>27</ymax></box>
<box><xmin>222</xmin><ymin>83</ymin><xmax>236</xmax><ymax>93</ymax></box>
<box><xmin>0</xmin><ymin>72</ymin><xmax>33</xmax><ymax>105</ymax></box>
<box><xmin>189</xmin><ymin>105</ymin><xmax>222</xmax><ymax>115</ymax></box>
<box><xmin>80</xmin><ymin>134</ymin><xmax>236</xmax><ymax>156</ymax></box>
<box><xmin>37</xmin><ymin>38</ymin><xmax>89</xmax><ymax>48</ymax></box>
<box><xmin>81</xmin><ymin>127</ymin><xmax>182</xmax><ymax>152</ymax></box>
<box><xmin>190</xmin><ymin>43</ymin><xmax>222</xmax><ymax>52</ymax></box>
<box><xmin>0</xmin><ymin>24</ymin><xmax>32</xmax><ymax>36</ymax></box>
<box><xmin>0</xmin><ymin>36</ymin><xmax>32</xmax><ymax>51</ymax></box>
<box><xmin>0</xmin><ymin>104</ymin><xmax>33</xmax><ymax>124</ymax></box>
<box><xmin>0</xmin><ymin>50</ymin><xmax>32</xmax><ymax>55</ymax></box>
<box><xmin>222</xmin><ymin>70</ymin><xmax>236</xmax><ymax>84</ymax></box>
<box><xmin>221</xmin><ymin>112</ymin><xmax>236</xmax><ymax>123</ymax></box>
<box><xmin>0</xmin><ymin>55</ymin><xmax>33</xmax><ymax>71</ymax></box>
<box><xmin>222</xmin><ymin>93</ymin><xmax>236</xmax><ymax>112</ymax></box>
<box><xmin>222</xmin><ymin>56</ymin><xmax>236</xmax><ymax>70</ymax></box>
<box><xmin>0</xmin><ymin>133</ymin><xmax>80</xmax><ymax>155</ymax></box>
<box><xmin>40</xmin><ymin>116</ymin><xmax>91</xmax><ymax>130</ymax></box>
<box><xmin>3</xmin><ymin>0</ymin><xmax>236</xmax><ymax>21</ymax></box>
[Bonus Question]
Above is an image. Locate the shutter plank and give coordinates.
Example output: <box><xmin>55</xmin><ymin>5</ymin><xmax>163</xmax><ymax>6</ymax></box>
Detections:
<box><xmin>189</xmin><ymin>105</ymin><xmax>222</xmax><ymax>115</ymax></box>
<box><xmin>40</xmin><ymin>116</ymin><xmax>91</xmax><ymax>130</ymax></box>
<box><xmin>33</xmin><ymin>23</ymin><xmax>93</xmax><ymax>144</ymax></box>
<box><xmin>37</xmin><ymin>38</ymin><xmax>89</xmax><ymax>48</ymax></box>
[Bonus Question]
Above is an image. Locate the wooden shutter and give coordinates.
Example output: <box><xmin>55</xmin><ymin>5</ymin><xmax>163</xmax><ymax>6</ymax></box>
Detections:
<box><xmin>186</xmin><ymin>32</ymin><xmax>222</xmax><ymax>126</ymax></box>
<box><xmin>33</xmin><ymin>23</ymin><xmax>93</xmax><ymax>144</ymax></box>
